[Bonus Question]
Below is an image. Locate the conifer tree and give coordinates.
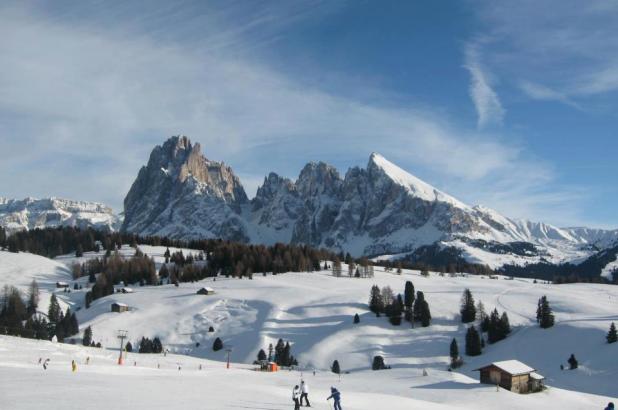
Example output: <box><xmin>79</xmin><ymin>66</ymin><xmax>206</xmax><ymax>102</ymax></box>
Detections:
<box><xmin>48</xmin><ymin>294</ymin><xmax>61</xmax><ymax>324</ymax></box>
<box><xmin>369</xmin><ymin>285</ymin><xmax>383</xmax><ymax>313</ymax></box>
<box><xmin>212</xmin><ymin>337</ymin><xmax>223</xmax><ymax>351</ymax></box>
<box><xmin>460</xmin><ymin>289</ymin><xmax>476</xmax><ymax>323</ymax></box>
<box><xmin>487</xmin><ymin>309</ymin><xmax>503</xmax><ymax>344</ymax></box>
<box><xmin>257</xmin><ymin>349</ymin><xmax>267</xmax><ymax>361</ymax></box>
<box><xmin>465</xmin><ymin>326</ymin><xmax>482</xmax><ymax>356</ymax></box>
<box><xmin>476</xmin><ymin>300</ymin><xmax>486</xmax><ymax>322</ymax></box>
<box><xmin>449</xmin><ymin>338</ymin><xmax>461</xmax><ymax>367</ymax></box>
<box><xmin>607</xmin><ymin>322</ymin><xmax>617</xmax><ymax>344</ymax></box>
<box><xmin>331</xmin><ymin>359</ymin><xmax>341</xmax><ymax>374</ymax></box>
<box><xmin>404</xmin><ymin>281</ymin><xmax>415</xmax><ymax>317</ymax></box>
<box><xmin>126</xmin><ymin>341</ymin><xmax>133</xmax><ymax>352</ymax></box>
<box><xmin>83</xmin><ymin>326</ymin><xmax>93</xmax><ymax>346</ymax></box>
<box><xmin>537</xmin><ymin>296</ymin><xmax>555</xmax><ymax>328</ymax></box>
<box><xmin>567</xmin><ymin>354</ymin><xmax>578</xmax><ymax>370</ymax></box>
<box><xmin>372</xmin><ymin>355</ymin><xmax>387</xmax><ymax>370</ymax></box>
<box><xmin>499</xmin><ymin>312</ymin><xmax>511</xmax><ymax>337</ymax></box>
<box><xmin>27</xmin><ymin>280</ymin><xmax>39</xmax><ymax>317</ymax></box>
<box><xmin>353</xmin><ymin>313</ymin><xmax>360</xmax><ymax>324</ymax></box>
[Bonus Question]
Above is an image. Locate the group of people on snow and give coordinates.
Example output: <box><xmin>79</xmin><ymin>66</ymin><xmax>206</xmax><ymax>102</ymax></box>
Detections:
<box><xmin>292</xmin><ymin>381</ymin><xmax>342</xmax><ymax>409</ymax></box>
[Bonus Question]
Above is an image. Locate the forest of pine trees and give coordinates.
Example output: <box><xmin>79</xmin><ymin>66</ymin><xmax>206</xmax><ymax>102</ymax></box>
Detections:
<box><xmin>368</xmin><ymin>282</ymin><xmax>431</xmax><ymax>327</ymax></box>
<box><xmin>138</xmin><ymin>336</ymin><xmax>163</xmax><ymax>353</ymax></box>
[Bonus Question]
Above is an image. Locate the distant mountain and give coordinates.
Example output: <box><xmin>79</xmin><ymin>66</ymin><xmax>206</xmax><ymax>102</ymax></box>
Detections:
<box><xmin>0</xmin><ymin>197</ymin><xmax>119</xmax><ymax>234</ymax></box>
<box><xmin>121</xmin><ymin>136</ymin><xmax>618</xmax><ymax>271</ymax></box>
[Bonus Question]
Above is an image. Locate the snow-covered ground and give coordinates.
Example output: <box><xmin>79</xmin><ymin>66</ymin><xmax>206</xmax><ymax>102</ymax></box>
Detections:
<box><xmin>1</xmin><ymin>249</ymin><xmax>617</xmax><ymax>408</ymax></box>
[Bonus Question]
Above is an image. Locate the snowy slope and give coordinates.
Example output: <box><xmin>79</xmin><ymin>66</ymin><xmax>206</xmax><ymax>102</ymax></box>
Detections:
<box><xmin>0</xmin><ymin>197</ymin><xmax>119</xmax><ymax>234</ymax></box>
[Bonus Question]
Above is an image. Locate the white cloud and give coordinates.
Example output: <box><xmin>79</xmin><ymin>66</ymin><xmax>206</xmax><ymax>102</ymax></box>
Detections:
<box><xmin>463</xmin><ymin>42</ymin><xmax>505</xmax><ymax>128</ymax></box>
<box><xmin>518</xmin><ymin>81</ymin><xmax>581</xmax><ymax>109</ymax></box>
<box><xmin>0</xmin><ymin>2</ymin><xmax>592</xmax><ymax>227</ymax></box>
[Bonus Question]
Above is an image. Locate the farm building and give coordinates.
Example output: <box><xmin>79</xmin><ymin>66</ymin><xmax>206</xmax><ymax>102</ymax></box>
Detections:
<box><xmin>196</xmin><ymin>287</ymin><xmax>215</xmax><ymax>295</ymax></box>
<box><xmin>111</xmin><ymin>302</ymin><xmax>130</xmax><ymax>313</ymax></box>
<box><xmin>56</xmin><ymin>281</ymin><xmax>69</xmax><ymax>288</ymax></box>
<box><xmin>475</xmin><ymin>360</ymin><xmax>544</xmax><ymax>393</ymax></box>
<box><xmin>118</xmin><ymin>287</ymin><xmax>134</xmax><ymax>294</ymax></box>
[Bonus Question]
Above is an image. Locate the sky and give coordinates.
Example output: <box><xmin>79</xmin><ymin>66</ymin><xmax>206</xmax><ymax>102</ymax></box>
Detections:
<box><xmin>0</xmin><ymin>0</ymin><xmax>616</xmax><ymax>228</ymax></box>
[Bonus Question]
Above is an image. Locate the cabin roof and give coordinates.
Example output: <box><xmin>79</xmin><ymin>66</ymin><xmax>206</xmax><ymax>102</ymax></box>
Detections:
<box><xmin>112</xmin><ymin>302</ymin><xmax>128</xmax><ymax>307</ymax></box>
<box><xmin>198</xmin><ymin>287</ymin><xmax>214</xmax><ymax>292</ymax></box>
<box><xmin>529</xmin><ymin>372</ymin><xmax>545</xmax><ymax>380</ymax></box>
<box><xmin>475</xmin><ymin>360</ymin><xmax>535</xmax><ymax>375</ymax></box>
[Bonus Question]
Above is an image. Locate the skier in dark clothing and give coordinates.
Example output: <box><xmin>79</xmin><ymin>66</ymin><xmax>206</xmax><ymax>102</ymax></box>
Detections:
<box><xmin>292</xmin><ymin>385</ymin><xmax>301</xmax><ymax>410</ymax></box>
<box><xmin>327</xmin><ymin>387</ymin><xmax>342</xmax><ymax>410</ymax></box>
<box><xmin>605</xmin><ymin>403</ymin><xmax>614</xmax><ymax>410</ymax></box>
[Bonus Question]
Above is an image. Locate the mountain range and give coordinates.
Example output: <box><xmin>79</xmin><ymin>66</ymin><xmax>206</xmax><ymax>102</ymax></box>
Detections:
<box><xmin>120</xmin><ymin>136</ymin><xmax>618</xmax><ymax>273</ymax></box>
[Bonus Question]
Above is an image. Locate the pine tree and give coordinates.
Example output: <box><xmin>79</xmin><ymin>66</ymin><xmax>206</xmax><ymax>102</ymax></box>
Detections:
<box><xmin>465</xmin><ymin>326</ymin><xmax>482</xmax><ymax>356</ymax></box>
<box><xmin>487</xmin><ymin>309</ymin><xmax>503</xmax><ymax>344</ymax></box>
<box><xmin>331</xmin><ymin>359</ymin><xmax>341</xmax><ymax>374</ymax></box>
<box><xmin>48</xmin><ymin>294</ymin><xmax>61</xmax><ymax>324</ymax></box>
<box><xmin>372</xmin><ymin>355</ymin><xmax>387</xmax><ymax>370</ymax></box>
<box><xmin>460</xmin><ymin>289</ymin><xmax>476</xmax><ymax>323</ymax></box>
<box><xmin>607</xmin><ymin>322</ymin><xmax>617</xmax><ymax>344</ymax></box>
<box><xmin>476</xmin><ymin>300</ymin><xmax>486</xmax><ymax>322</ymax></box>
<box><xmin>369</xmin><ymin>285</ymin><xmax>383</xmax><ymax>313</ymax></box>
<box><xmin>499</xmin><ymin>312</ymin><xmax>511</xmax><ymax>337</ymax></box>
<box><xmin>404</xmin><ymin>281</ymin><xmax>415</xmax><ymax>315</ymax></box>
<box><xmin>257</xmin><ymin>349</ymin><xmax>267</xmax><ymax>361</ymax></box>
<box><xmin>353</xmin><ymin>313</ymin><xmax>360</xmax><ymax>324</ymax></box>
<box><xmin>83</xmin><ymin>326</ymin><xmax>93</xmax><ymax>346</ymax></box>
<box><xmin>27</xmin><ymin>280</ymin><xmax>39</xmax><ymax>317</ymax></box>
<box><xmin>212</xmin><ymin>337</ymin><xmax>223</xmax><ymax>351</ymax></box>
<box><xmin>274</xmin><ymin>338</ymin><xmax>285</xmax><ymax>365</ymax></box>
<box><xmin>449</xmin><ymin>338</ymin><xmax>461</xmax><ymax>367</ymax></box>
<box><xmin>537</xmin><ymin>296</ymin><xmax>555</xmax><ymax>329</ymax></box>
<box><xmin>567</xmin><ymin>354</ymin><xmax>578</xmax><ymax>370</ymax></box>
<box><xmin>414</xmin><ymin>292</ymin><xmax>431</xmax><ymax>327</ymax></box>
<box><xmin>126</xmin><ymin>341</ymin><xmax>133</xmax><ymax>352</ymax></box>
<box><xmin>268</xmin><ymin>343</ymin><xmax>273</xmax><ymax>362</ymax></box>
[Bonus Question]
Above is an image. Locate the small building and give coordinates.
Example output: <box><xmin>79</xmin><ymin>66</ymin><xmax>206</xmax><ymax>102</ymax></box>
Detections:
<box><xmin>56</xmin><ymin>281</ymin><xmax>70</xmax><ymax>288</ymax></box>
<box><xmin>111</xmin><ymin>302</ymin><xmax>129</xmax><ymax>313</ymax></box>
<box><xmin>475</xmin><ymin>360</ymin><xmax>544</xmax><ymax>393</ymax></box>
<box><xmin>196</xmin><ymin>287</ymin><xmax>215</xmax><ymax>295</ymax></box>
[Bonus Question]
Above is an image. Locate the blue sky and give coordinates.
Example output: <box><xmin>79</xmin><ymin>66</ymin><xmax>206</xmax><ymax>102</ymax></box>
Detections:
<box><xmin>0</xmin><ymin>0</ymin><xmax>616</xmax><ymax>228</ymax></box>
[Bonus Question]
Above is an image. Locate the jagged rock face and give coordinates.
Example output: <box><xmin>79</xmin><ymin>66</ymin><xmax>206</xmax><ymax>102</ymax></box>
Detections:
<box><xmin>122</xmin><ymin>136</ymin><xmax>249</xmax><ymax>241</ymax></box>
<box><xmin>0</xmin><ymin>197</ymin><xmax>118</xmax><ymax>234</ymax></box>
<box><xmin>122</xmin><ymin>137</ymin><xmax>618</xmax><ymax>267</ymax></box>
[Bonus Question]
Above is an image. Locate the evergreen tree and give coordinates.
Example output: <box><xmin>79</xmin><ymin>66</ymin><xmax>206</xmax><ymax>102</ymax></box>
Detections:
<box><xmin>460</xmin><ymin>289</ymin><xmax>476</xmax><ymax>323</ymax></box>
<box><xmin>152</xmin><ymin>337</ymin><xmax>163</xmax><ymax>353</ymax></box>
<box><xmin>353</xmin><ymin>313</ymin><xmax>360</xmax><ymax>324</ymax></box>
<box><xmin>449</xmin><ymin>338</ymin><xmax>461</xmax><ymax>367</ymax></box>
<box><xmin>331</xmin><ymin>359</ymin><xmax>341</xmax><ymax>374</ymax></box>
<box><xmin>274</xmin><ymin>338</ymin><xmax>285</xmax><ymax>365</ymax></box>
<box><xmin>476</xmin><ymin>300</ymin><xmax>486</xmax><ymax>322</ymax></box>
<box><xmin>465</xmin><ymin>326</ymin><xmax>482</xmax><ymax>356</ymax></box>
<box><xmin>537</xmin><ymin>296</ymin><xmax>555</xmax><ymax>328</ymax></box>
<box><xmin>126</xmin><ymin>341</ymin><xmax>133</xmax><ymax>352</ymax></box>
<box><xmin>567</xmin><ymin>354</ymin><xmax>578</xmax><ymax>370</ymax></box>
<box><xmin>414</xmin><ymin>292</ymin><xmax>431</xmax><ymax>327</ymax></box>
<box><xmin>268</xmin><ymin>343</ymin><xmax>273</xmax><ymax>362</ymax></box>
<box><xmin>282</xmin><ymin>342</ymin><xmax>291</xmax><ymax>366</ymax></box>
<box><xmin>499</xmin><ymin>312</ymin><xmax>511</xmax><ymax>337</ymax></box>
<box><xmin>75</xmin><ymin>244</ymin><xmax>83</xmax><ymax>257</ymax></box>
<box><xmin>27</xmin><ymin>280</ymin><xmax>40</xmax><ymax>317</ymax></box>
<box><xmin>212</xmin><ymin>337</ymin><xmax>223</xmax><ymax>351</ymax></box>
<box><xmin>372</xmin><ymin>355</ymin><xmax>387</xmax><ymax>370</ymax></box>
<box><xmin>388</xmin><ymin>295</ymin><xmax>403</xmax><ymax>325</ymax></box>
<box><xmin>404</xmin><ymin>281</ymin><xmax>415</xmax><ymax>317</ymax></box>
<box><xmin>607</xmin><ymin>322</ymin><xmax>617</xmax><ymax>344</ymax></box>
<box><xmin>481</xmin><ymin>316</ymin><xmax>490</xmax><ymax>333</ymax></box>
<box><xmin>487</xmin><ymin>309</ymin><xmax>509</xmax><ymax>344</ymax></box>
<box><xmin>257</xmin><ymin>349</ymin><xmax>267</xmax><ymax>361</ymax></box>
<box><xmin>83</xmin><ymin>326</ymin><xmax>93</xmax><ymax>346</ymax></box>
<box><xmin>369</xmin><ymin>285</ymin><xmax>384</xmax><ymax>314</ymax></box>
<box><xmin>48</xmin><ymin>294</ymin><xmax>61</xmax><ymax>324</ymax></box>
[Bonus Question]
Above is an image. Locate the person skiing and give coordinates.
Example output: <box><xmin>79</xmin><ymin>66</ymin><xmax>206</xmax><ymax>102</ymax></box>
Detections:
<box><xmin>300</xmin><ymin>380</ymin><xmax>310</xmax><ymax>407</ymax></box>
<box><xmin>605</xmin><ymin>403</ymin><xmax>614</xmax><ymax>410</ymax></box>
<box><xmin>71</xmin><ymin>360</ymin><xmax>77</xmax><ymax>372</ymax></box>
<box><xmin>42</xmin><ymin>358</ymin><xmax>50</xmax><ymax>370</ymax></box>
<box><xmin>327</xmin><ymin>387</ymin><xmax>342</xmax><ymax>410</ymax></box>
<box><xmin>292</xmin><ymin>385</ymin><xmax>301</xmax><ymax>410</ymax></box>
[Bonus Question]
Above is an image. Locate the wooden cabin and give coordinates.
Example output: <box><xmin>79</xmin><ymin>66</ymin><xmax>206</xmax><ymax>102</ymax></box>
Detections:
<box><xmin>196</xmin><ymin>287</ymin><xmax>215</xmax><ymax>295</ymax></box>
<box><xmin>475</xmin><ymin>360</ymin><xmax>544</xmax><ymax>393</ymax></box>
<box><xmin>111</xmin><ymin>302</ymin><xmax>129</xmax><ymax>313</ymax></box>
<box><xmin>56</xmin><ymin>281</ymin><xmax>70</xmax><ymax>288</ymax></box>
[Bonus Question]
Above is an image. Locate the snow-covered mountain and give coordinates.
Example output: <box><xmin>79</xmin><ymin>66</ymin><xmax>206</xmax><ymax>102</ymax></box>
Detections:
<box><xmin>0</xmin><ymin>197</ymin><xmax>119</xmax><ymax>234</ymax></box>
<box><xmin>121</xmin><ymin>136</ymin><xmax>618</xmax><ymax>269</ymax></box>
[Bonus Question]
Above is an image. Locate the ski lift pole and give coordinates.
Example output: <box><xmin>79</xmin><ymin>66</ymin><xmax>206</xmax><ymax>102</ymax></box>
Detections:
<box><xmin>117</xmin><ymin>330</ymin><xmax>128</xmax><ymax>365</ymax></box>
<box><xmin>226</xmin><ymin>348</ymin><xmax>232</xmax><ymax>369</ymax></box>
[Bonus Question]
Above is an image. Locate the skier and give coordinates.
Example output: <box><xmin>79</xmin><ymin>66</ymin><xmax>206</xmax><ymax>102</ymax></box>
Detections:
<box><xmin>86</xmin><ymin>357</ymin><xmax>90</xmax><ymax>365</ymax></box>
<box><xmin>71</xmin><ymin>360</ymin><xmax>77</xmax><ymax>372</ymax></box>
<box><xmin>327</xmin><ymin>387</ymin><xmax>342</xmax><ymax>410</ymax></box>
<box><xmin>605</xmin><ymin>403</ymin><xmax>614</xmax><ymax>410</ymax></box>
<box><xmin>300</xmin><ymin>380</ymin><xmax>310</xmax><ymax>407</ymax></box>
<box><xmin>292</xmin><ymin>385</ymin><xmax>301</xmax><ymax>410</ymax></box>
<box><xmin>42</xmin><ymin>358</ymin><xmax>50</xmax><ymax>370</ymax></box>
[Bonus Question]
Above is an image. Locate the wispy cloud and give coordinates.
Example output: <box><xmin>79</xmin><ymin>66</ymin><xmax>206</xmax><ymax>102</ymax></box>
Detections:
<box><xmin>463</xmin><ymin>42</ymin><xmax>505</xmax><ymax>128</ymax></box>
<box><xmin>0</xmin><ymin>1</ymin><xmax>595</xmax><ymax>227</ymax></box>
<box><xmin>518</xmin><ymin>80</ymin><xmax>581</xmax><ymax>109</ymax></box>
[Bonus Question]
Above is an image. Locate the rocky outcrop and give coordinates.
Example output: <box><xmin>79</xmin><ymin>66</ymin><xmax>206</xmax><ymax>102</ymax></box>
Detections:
<box><xmin>122</xmin><ymin>136</ymin><xmax>249</xmax><ymax>241</ymax></box>
<box><xmin>122</xmin><ymin>136</ymin><xmax>618</xmax><ymax>268</ymax></box>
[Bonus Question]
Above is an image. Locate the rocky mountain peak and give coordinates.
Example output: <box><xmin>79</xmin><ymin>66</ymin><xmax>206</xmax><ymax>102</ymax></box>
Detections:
<box><xmin>296</xmin><ymin>161</ymin><xmax>342</xmax><ymax>198</ymax></box>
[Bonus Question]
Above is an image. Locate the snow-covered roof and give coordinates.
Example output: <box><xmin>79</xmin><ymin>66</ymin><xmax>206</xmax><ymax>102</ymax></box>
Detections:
<box><xmin>476</xmin><ymin>360</ymin><xmax>535</xmax><ymax>375</ymax></box>
<box><xmin>112</xmin><ymin>302</ymin><xmax>128</xmax><ymax>307</ymax></box>
<box><xmin>199</xmin><ymin>287</ymin><xmax>214</xmax><ymax>292</ymax></box>
<box><xmin>529</xmin><ymin>372</ymin><xmax>544</xmax><ymax>380</ymax></box>
<box><xmin>121</xmin><ymin>287</ymin><xmax>133</xmax><ymax>292</ymax></box>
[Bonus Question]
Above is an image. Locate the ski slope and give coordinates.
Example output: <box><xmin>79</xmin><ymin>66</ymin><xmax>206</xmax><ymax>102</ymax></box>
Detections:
<box><xmin>0</xmin><ymin>335</ymin><xmax>613</xmax><ymax>410</ymax></box>
<box><xmin>1</xmin><ymin>248</ymin><xmax>617</xmax><ymax>408</ymax></box>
